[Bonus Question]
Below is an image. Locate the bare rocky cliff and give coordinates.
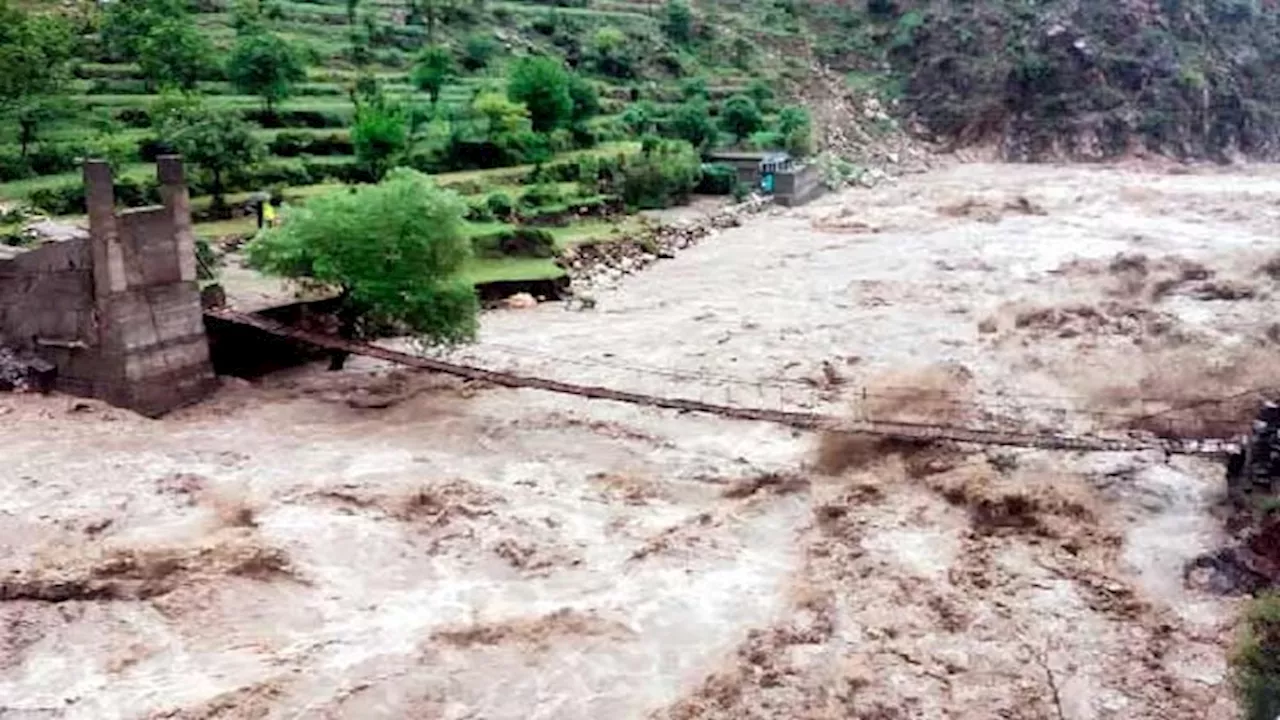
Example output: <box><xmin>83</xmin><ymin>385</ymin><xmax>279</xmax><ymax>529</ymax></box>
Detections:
<box><xmin>803</xmin><ymin>0</ymin><xmax>1280</xmax><ymax>162</ymax></box>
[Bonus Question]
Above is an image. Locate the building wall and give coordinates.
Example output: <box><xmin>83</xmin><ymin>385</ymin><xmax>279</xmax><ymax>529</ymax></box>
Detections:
<box><xmin>774</xmin><ymin>165</ymin><xmax>824</xmax><ymax>207</ymax></box>
<box><xmin>0</xmin><ymin>157</ymin><xmax>216</xmax><ymax>416</ymax></box>
<box><xmin>0</xmin><ymin>237</ymin><xmax>101</xmax><ymax>395</ymax></box>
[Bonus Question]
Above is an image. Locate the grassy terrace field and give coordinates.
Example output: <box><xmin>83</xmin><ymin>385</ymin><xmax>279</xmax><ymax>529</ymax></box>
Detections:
<box><xmin>0</xmin><ymin>0</ymin><xmax>805</xmax><ymax>289</ymax></box>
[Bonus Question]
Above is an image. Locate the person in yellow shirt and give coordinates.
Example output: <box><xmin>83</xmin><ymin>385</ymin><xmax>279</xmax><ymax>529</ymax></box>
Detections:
<box><xmin>262</xmin><ymin>201</ymin><xmax>278</xmax><ymax>227</ymax></box>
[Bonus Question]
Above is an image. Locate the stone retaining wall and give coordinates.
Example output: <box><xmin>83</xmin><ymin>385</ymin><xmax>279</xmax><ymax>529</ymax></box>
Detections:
<box><xmin>0</xmin><ymin>158</ymin><xmax>216</xmax><ymax>415</ymax></box>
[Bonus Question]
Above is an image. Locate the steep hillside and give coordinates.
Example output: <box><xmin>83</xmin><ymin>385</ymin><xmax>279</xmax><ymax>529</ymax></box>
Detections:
<box><xmin>799</xmin><ymin>0</ymin><xmax>1280</xmax><ymax>161</ymax></box>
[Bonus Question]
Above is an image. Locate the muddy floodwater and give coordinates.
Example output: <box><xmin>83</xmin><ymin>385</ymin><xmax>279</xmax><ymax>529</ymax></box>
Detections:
<box><xmin>4</xmin><ymin>162</ymin><xmax>1279</xmax><ymax>718</ymax></box>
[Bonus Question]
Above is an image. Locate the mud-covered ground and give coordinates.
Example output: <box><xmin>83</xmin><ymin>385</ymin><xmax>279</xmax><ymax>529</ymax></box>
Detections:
<box><xmin>4</xmin><ymin>162</ymin><xmax>1280</xmax><ymax>719</ymax></box>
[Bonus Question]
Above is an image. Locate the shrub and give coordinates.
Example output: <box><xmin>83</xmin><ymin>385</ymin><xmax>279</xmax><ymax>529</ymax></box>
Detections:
<box><xmin>680</xmin><ymin>76</ymin><xmax>709</xmax><ymax>100</ymax></box>
<box><xmin>622</xmin><ymin>139</ymin><xmax>700</xmax><ymax>209</ymax></box>
<box><xmin>747</xmin><ymin>129</ymin><xmax>784</xmax><ymax>150</ymax></box>
<box><xmin>137</xmin><ymin>136</ymin><xmax>173</xmax><ymax>161</ymax></box>
<box><xmin>486</xmin><ymin>191</ymin><xmax>515</xmax><ymax>219</ymax></box>
<box><xmin>746</xmin><ymin>78</ymin><xmax>776</xmax><ymax>113</ymax></box>
<box><xmin>250</xmin><ymin>160</ymin><xmax>317</xmax><ymax>188</ymax></box>
<box><xmin>303</xmin><ymin>159</ymin><xmax>370</xmax><ymax>184</ymax></box>
<box><xmin>696</xmin><ymin>162</ymin><xmax>736</xmax><ymax>194</ymax></box>
<box><xmin>464</xmin><ymin>195</ymin><xmax>493</xmax><ymax>222</ymax></box>
<box><xmin>589</xmin><ymin>115</ymin><xmax>630</xmax><ymax>143</ymax></box>
<box><xmin>116</xmin><ymin>108</ymin><xmax>152</xmax><ymax>128</ymax></box>
<box><xmin>519</xmin><ymin>183</ymin><xmax>565</xmax><ymax>210</ymax></box>
<box><xmin>471</xmin><ymin>227</ymin><xmax>556</xmax><ymax>258</ymax></box>
<box><xmin>27</xmin><ymin>143</ymin><xmax>84</xmax><ymax>176</ymax></box>
<box><xmin>244</xmin><ymin>108</ymin><xmax>348</xmax><ymax>129</ymax></box>
<box><xmin>461</xmin><ymin>32</ymin><xmax>498</xmax><ymax>71</ymax></box>
<box><xmin>588</xmin><ymin>26</ymin><xmax>636</xmax><ymax>79</ymax></box>
<box><xmin>719</xmin><ymin>94</ymin><xmax>763</xmax><ymax>143</ymax></box>
<box><xmin>269</xmin><ymin>130</ymin><xmax>352</xmax><ymax>157</ymax></box>
<box><xmin>28</xmin><ymin>177</ymin><xmax>161</xmax><ymax>216</ymax></box>
<box><xmin>0</xmin><ymin>151</ymin><xmax>33</xmax><ymax>182</ymax></box>
<box><xmin>28</xmin><ymin>182</ymin><xmax>85</xmax><ymax>215</ymax></box>
<box><xmin>195</xmin><ymin>237</ymin><xmax>221</xmax><ymax>280</ymax></box>
<box><xmin>1233</xmin><ymin>593</ymin><xmax>1280</xmax><ymax>720</ymax></box>
<box><xmin>622</xmin><ymin>100</ymin><xmax>659</xmax><ymax>135</ymax></box>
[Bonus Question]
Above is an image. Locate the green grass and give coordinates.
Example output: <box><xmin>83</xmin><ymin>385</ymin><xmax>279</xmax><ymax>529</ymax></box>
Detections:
<box><xmin>545</xmin><ymin>217</ymin><xmax>642</xmax><ymax>248</ymax></box>
<box><xmin>495</xmin><ymin>0</ymin><xmax>655</xmax><ymax>21</ymax></box>
<box><xmin>0</xmin><ymin>162</ymin><xmax>152</xmax><ymax>200</ymax></box>
<box><xmin>462</xmin><ymin>220</ymin><xmax>516</xmax><ymax>237</ymax></box>
<box><xmin>195</xmin><ymin>216</ymin><xmax>258</xmax><ymax>239</ymax></box>
<box><xmin>431</xmin><ymin>141</ymin><xmax>641</xmax><ymax>186</ymax></box>
<box><xmin>460</xmin><ymin>255</ymin><xmax>564</xmax><ymax>284</ymax></box>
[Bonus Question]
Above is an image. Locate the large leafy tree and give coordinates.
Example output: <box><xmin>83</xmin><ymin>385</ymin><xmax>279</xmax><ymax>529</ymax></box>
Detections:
<box><xmin>507</xmin><ymin>56</ymin><xmax>574</xmax><ymax>133</ymax></box>
<box><xmin>411</xmin><ymin>45</ymin><xmax>454</xmax><ymax>107</ymax></box>
<box><xmin>154</xmin><ymin>96</ymin><xmax>263</xmax><ymax>210</ymax></box>
<box><xmin>461</xmin><ymin>32</ymin><xmax>497</xmax><ymax>71</ymax></box>
<box><xmin>351</xmin><ymin>94</ymin><xmax>409</xmax><ymax>181</ymax></box>
<box><xmin>662</xmin><ymin>0</ymin><xmax>693</xmax><ymax>44</ymax></box>
<box><xmin>470</xmin><ymin>92</ymin><xmax>529</xmax><ymax>141</ymax></box>
<box><xmin>100</xmin><ymin>0</ymin><xmax>186</xmax><ymax>62</ymax></box>
<box><xmin>588</xmin><ymin>26</ymin><xmax>635</xmax><ymax>79</ymax></box>
<box><xmin>719</xmin><ymin>94</ymin><xmax>763</xmax><ymax>143</ymax></box>
<box><xmin>0</xmin><ymin>0</ymin><xmax>73</xmax><ymax>157</ymax></box>
<box><xmin>228</xmin><ymin>29</ymin><xmax>308</xmax><ymax>113</ymax></box>
<box><xmin>776</xmin><ymin>104</ymin><xmax>812</xmax><ymax>157</ymax></box>
<box><xmin>669</xmin><ymin>100</ymin><xmax>715</xmax><ymax>150</ymax></box>
<box><xmin>137</xmin><ymin>17</ymin><xmax>216</xmax><ymax>90</ymax></box>
<box><xmin>245</xmin><ymin>167</ymin><xmax>478</xmax><ymax>368</ymax></box>
<box><xmin>621</xmin><ymin>139</ymin><xmax>700</xmax><ymax>209</ymax></box>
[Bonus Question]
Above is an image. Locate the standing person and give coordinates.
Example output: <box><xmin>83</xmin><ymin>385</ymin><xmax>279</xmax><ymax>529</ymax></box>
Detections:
<box><xmin>250</xmin><ymin>191</ymin><xmax>269</xmax><ymax>229</ymax></box>
<box><xmin>262</xmin><ymin>200</ymin><xmax>277</xmax><ymax>228</ymax></box>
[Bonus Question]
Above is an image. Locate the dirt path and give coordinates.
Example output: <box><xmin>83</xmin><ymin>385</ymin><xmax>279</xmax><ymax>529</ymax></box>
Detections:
<box><xmin>4</xmin><ymin>162</ymin><xmax>1278</xmax><ymax>719</ymax></box>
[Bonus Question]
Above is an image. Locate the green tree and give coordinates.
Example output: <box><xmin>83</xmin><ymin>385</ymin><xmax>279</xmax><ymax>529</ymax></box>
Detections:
<box><xmin>0</xmin><ymin>0</ymin><xmax>73</xmax><ymax>157</ymax></box>
<box><xmin>621</xmin><ymin>139</ymin><xmax>699</xmax><ymax>209</ymax></box>
<box><xmin>589</xmin><ymin>26</ymin><xmax>635</xmax><ymax>79</ymax></box>
<box><xmin>746</xmin><ymin>78</ymin><xmax>776</xmax><ymax>113</ymax></box>
<box><xmin>352</xmin><ymin>96</ymin><xmax>409</xmax><ymax>181</ymax></box>
<box><xmin>137</xmin><ymin>17</ymin><xmax>215</xmax><ymax>90</ymax></box>
<box><xmin>719</xmin><ymin>94</ymin><xmax>763</xmax><ymax>143</ymax></box>
<box><xmin>568</xmin><ymin>74</ymin><xmax>600</xmax><ymax>123</ymax></box>
<box><xmin>507</xmin><ymin>56</ymin><xmax>574</xmax><ymax>133</ymax></box>
<box><xmin>662</xmin><ymin>0</ymin><xmax>693</xmax><ymax>44</ymax></box>
<box><xmin>669</xmin><ymin>100</ymin><xmax>715</xmax><ymax>150</ymax></box>
<box><xmin>621</xmin><ymin>100</ymin><xmax>658</xmax><ymax>135</ymax></box>
<box><xmin>461</xmin><ymin>32</ymin><xmax>498</xmax><ymax>71</ymax></box>
<box><xmin>680</xmin><ymin>76</ymin><xmax>709</xmax><ymax>100</ymax></box>
<box><xmin>730</xmin><ymin>35</ymin><xmax>752</xmax><ymax>69</ymax></box>
<box><xmin>412</xmin><ymin>45</ymin><xmax>455</xmax><ymax>107</ymax></box>
<box><xmin>154</xmin><ymin>98</ymin><xmax>263</xmax><ymax>210</ymax></box>
<box><xmin>228</xmin><ymin>29</ymin><xmax>307</xmax><ymax>113</ymax></box>
<box><xmin>100</xmin><ymin>0</ymin><xmax>186</xmax><ymax>62</ymax></box>
<box><xmin>245</xmin><ymin>167</ymin><xmax>478</xmax><ymax>367</ymax></box>
<box><xmin>777</xmin><ymin>104</ymin><xmax>812</xmax><ymax>157</ymax></box>
<box><xmin>471</xmin><ymin>92</ymin><xmax>530</xmax><ymax>140</ymax></box>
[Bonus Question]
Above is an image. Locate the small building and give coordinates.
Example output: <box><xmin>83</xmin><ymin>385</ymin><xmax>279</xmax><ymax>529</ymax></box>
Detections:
<box><xmin>704</xmin><ymin>150</ymin><xmax>824</xmax><ymax>207</ymax></box>
<box><xmin>705</xmin><ymin>151</ymin><xmax>788</xmax><ymax>188</ymax></box>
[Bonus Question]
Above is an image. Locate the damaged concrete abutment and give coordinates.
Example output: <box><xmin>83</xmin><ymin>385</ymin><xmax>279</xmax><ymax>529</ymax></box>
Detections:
<box><xmin>0</xmin><ymin>157</ymin><xmax>216</xmax><ymax>416</ymax></box>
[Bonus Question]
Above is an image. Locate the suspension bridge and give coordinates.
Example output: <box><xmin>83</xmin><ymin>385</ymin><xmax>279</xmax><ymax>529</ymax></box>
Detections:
<box><xmin>207</xmin><ymin>308</ymin><xmax>1250</xmax><ymax>458</ymax></box>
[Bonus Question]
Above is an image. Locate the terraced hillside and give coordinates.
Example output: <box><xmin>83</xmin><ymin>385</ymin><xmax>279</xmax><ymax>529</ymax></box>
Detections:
<box><xmin>1</xmin><ymin>0</ymin><xmax>824</xmax><ymax>286</ymax></box>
